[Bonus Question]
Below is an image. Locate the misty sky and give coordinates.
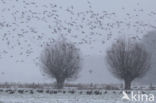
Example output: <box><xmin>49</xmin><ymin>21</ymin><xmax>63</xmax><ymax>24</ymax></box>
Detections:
<box><xmin>0</xmin><ymin>0</ymin><xmax>156</xmax><ymax>84</ymax></box>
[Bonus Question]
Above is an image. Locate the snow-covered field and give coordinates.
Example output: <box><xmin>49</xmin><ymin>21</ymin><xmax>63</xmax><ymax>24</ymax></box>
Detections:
<box><xmin>0</xmin><ymin>89</ymin><xmax>155</xmax><ymax>103</ymax></box>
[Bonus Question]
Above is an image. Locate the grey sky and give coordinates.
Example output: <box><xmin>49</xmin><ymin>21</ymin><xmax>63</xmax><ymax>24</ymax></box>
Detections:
<box><xmin>0</xmin><ymin>0</ymin><xmax>156</xmax><ymax>84</ymax></box>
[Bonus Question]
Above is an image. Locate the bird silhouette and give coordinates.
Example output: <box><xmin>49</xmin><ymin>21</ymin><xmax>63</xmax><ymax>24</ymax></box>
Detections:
<box><xmin>0</xmin><ymin>0</ymin><xmax>155</xmax><ymax>64</ymax></box>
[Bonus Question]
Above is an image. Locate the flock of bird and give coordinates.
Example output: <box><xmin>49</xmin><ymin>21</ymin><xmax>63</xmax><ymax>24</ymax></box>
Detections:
<box><xmin>0</xmin><ymin>0</ymin><xmax>156</xmax><ymax>65</ymax></box>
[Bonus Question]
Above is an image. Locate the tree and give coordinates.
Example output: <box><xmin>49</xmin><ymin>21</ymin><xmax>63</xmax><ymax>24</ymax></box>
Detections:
<box><xmin>140</xmin><ymin>31</ymin><xmax>156</xmax><ymax>84</ymax></box>
<box><xmin>41</xmin><ymin>39</ymin><xmax>81</xmax><ymax>89</ymax></box>
<box><xmin>106</xmin><ymin>39</ymin><xmax>151</xmax><ymax>90</ymax></box>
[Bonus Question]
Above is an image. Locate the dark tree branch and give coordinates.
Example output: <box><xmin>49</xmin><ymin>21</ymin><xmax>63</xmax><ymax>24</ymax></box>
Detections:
<box><xmin>40</xmin><ymin>39</ymin><xmax>81</xmax><ymax>89</ymax></box>
<box><xmin>106</xmin><ymin>39</ymin><xmax>151</xmax><ymax>89</ymax></box>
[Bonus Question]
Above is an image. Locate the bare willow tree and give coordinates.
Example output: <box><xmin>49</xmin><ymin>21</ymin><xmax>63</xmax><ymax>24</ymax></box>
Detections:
<box><xmin>106</xmin><ymin>39</ymin><xmax>151</xmax><ymax>90</ymax></box>
<box><xmin>41</xmin><ymin>39</ymin><xmax>81</xmax><ymax>89</ymax></box>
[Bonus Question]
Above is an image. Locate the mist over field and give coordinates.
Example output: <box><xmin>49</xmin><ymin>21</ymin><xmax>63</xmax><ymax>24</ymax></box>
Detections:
<box><xmin>0</xmin><ymin>0</ymin><xmax>156</xmax><ymax>85</ymax></box>
<box><xmin>1</xmin><ymin>0</ymin><xmax>156</xmax><ymax>103</ymax></box>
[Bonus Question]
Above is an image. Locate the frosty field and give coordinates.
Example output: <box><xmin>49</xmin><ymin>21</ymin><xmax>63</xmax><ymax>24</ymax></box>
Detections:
<box><xmin>0</xmin><ymin>89</ymin><xmax>156</xmax><ymax>103</ymax></box>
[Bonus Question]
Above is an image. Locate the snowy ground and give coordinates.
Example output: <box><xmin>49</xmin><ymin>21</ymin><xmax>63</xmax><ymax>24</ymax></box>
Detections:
<box><xmin>0</xmin><ymin>89</ymin><xmax>156</xmax><ymax>103</ymax></box>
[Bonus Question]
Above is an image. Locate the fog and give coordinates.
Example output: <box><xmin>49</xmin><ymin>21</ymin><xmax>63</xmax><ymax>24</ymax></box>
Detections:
<box><xmin>0</xmin><ymin>0</ymin><xmax>156</xmax><ymax>84</ymax></box>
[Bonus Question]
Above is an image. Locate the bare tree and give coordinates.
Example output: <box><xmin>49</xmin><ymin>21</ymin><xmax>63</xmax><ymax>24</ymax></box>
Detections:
<box><xmin>106</xmin><ymin>39</ymin><xmax>151</xmax><ymax>90</ymax></box>
<box><xmin>140</xmin><ymin>31</ymin><xmax>156</xmax><ymax>84</ymax></box>
<box><xmin>41</xmin><ymin>39</ymin><xmax>81</xmax><ymax>89</ymax></box>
